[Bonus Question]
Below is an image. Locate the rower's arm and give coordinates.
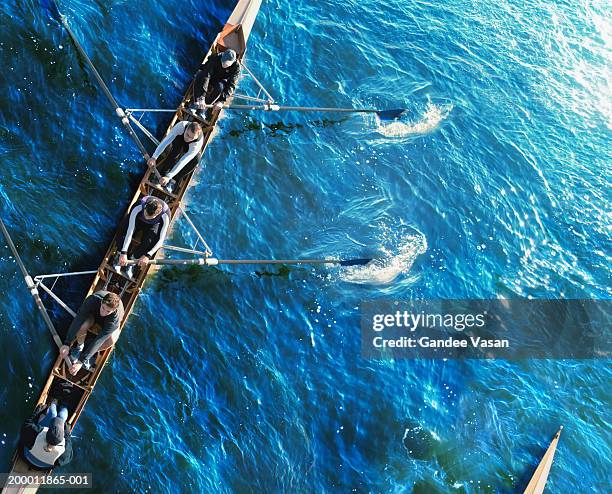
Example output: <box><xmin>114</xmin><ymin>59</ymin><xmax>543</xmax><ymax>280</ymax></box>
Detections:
<box><xmin>56</xmin><ymin>429</ymin><xmax>73</xmax><ymax>466</ymax></box>
<box><xmin>19</xmin><ymin>423</ymin><xmax>39</xmax><ymax>451</ymax></box>
<box><xmin>194</xmin><ymin>60</ymin><xmax>213</xmax><ymax>100</ymax></box>
<box><xmin>221</xmin><ymin>65</ymin><xmax>240</xmax><ymax>100</ymax></box>
<box><xmin>152</xmin><ymin>122</ymin><xmax>186</xmax><ymax>160</ymax></box>
<box><xmin>147</xmin><ymin>213</ymin><xmax>170</xmax><ymax>257</ymax></box>
<box><xmin>164</xmin><ymin>139</ymin><xmax>203</xmax><ymax>180</ymax></box>
<box><xmin>120</xmin><ymin>205</ymin><xmax>142</xmax><ymax>254</ymax></box>
<box><xmin>20</xmin><ymin>405</ymin><xmax>46</xmax><ymax>450</ymax></box>
<box><xmin>194</xmin><ymin>72</ymin><xmax>210</xmax><ymax>101</ymax></box>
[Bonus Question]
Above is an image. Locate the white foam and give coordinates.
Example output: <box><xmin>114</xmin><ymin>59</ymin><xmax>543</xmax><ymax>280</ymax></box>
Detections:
<box><xmin>341</xmin><ymin>234</ymin><xmax>428</xmax><ymax>285</ymax></box>
<box><xmin>377</xmin><ymin>103</ymin><xmax>452</xmax><ymax>137</ymax></box>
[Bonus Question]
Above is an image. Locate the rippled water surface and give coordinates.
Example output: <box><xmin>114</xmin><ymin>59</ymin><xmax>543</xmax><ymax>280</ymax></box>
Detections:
<box><xmin>0</xmin><ymin>0</ymin><xmax>610</xmax><ymax>492</ymax></box>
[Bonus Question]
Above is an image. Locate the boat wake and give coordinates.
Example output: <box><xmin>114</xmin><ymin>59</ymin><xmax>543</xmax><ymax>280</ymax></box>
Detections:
<box><xmin>340</xmin><ymin>233</ymin><xmax>427</xmax><ymax>285</ymax></box>
<box><xmin>376</xmin><ymin>103</ymin><xmax>452</xmax><ymax>137</ymax></box>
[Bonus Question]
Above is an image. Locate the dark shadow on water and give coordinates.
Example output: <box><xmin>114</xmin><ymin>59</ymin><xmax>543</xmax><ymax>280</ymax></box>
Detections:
<box><xmin>402</xmin><ymin>420</ymin><xmax>437</xmax><ymax>461</ymax></box>
<box><xmin>153</xmin><ymin>264</ymin><xmax>316</xmax><ymax>288</ymax></box>
<box><xmin>154</xmin><ymin>265</ymin><xmax>232</xmax><ymax>289</ymax></box>
<box><xmin>228</xmin><ymin>117</ymin><xmax>349</xmax><ymax>138</ymax></box>
<box><xmin>254</xmin><ymin>266</ymin><xmax>292</xmax><ymax>278</ymax></box>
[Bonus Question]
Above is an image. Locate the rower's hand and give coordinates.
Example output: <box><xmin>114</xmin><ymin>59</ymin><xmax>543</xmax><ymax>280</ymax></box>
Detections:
<box><xmin>195</xmin><ymin>97</ymin><xmax>206</xmax><ymax>110</ymax></box>
<box><xmin>214</xmin><ymin>102</ymin><xmax>224</xmax><ymax>111</ymax></box>
<box><xmin>59</xmin><ymin>345</ymin><xmax>69</xmax><ymax>358</ymax></box>
<box><xmin>69</xmin><ymin>361</ymin><xmax>83</xmax><ymax>376</ymax></box>
<box><xmin>138</xmin><ymin>255</ymin><xmax>150</xmax><ymax>267</ymax></box>
<box><xmin>159</xmin><ymin>176</ymin><xmax>170</xmax><ymax>187</ymax></box>
<box><xmin>147</xmin><ymin>157</ymin><xmax>157</xmax><ymax>168</ymax></box>
<box><xmin>119</xmin><ymin>254</ymin><xmax>128</xmax><ymax>266</ymax></box>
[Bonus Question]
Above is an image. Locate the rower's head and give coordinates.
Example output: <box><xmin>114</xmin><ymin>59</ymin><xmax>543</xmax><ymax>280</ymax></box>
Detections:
<box><xmin>44</xmin><ymin>417</ymin><xmax>64</xmax><ymax>451</ymax></box>
<box><xmin>184</xmin><ymin>122</ymin><xmax>202</xmax><ymax>142</ymax></box>
<box><xmin>220</xmin><ymin>49</ymin><xmax>237</xmax><ymax>68</ymax></box>
<box><xmin>143</xmin><ymin>197</ymin><xmax>164</xmax><ymax>219</ymax></box>
<box><xmin>100</xmin><ymin>292</ymin><xmax>121</xmax><ymax>317</ymax></box>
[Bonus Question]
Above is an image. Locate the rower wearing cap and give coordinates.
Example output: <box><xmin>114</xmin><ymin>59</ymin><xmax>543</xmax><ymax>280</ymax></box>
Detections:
<box><xmin>146</xmin><ymin>121</ymin><xmax>203</xmax><ymax>191</ymax></box>
<box><xmin>115</xmin><ymin>196</ymin><xmax>171</xmax><ymax>279</ymax></box>
<box><xmin>192</xmin><ymin>48</ymin><xmax>239</xmax><ymax>120</ymax></box>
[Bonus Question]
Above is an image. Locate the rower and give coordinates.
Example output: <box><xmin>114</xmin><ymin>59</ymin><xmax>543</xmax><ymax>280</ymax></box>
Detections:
<box><xmin>59</xmin><ymin>291</ymin><xmax>124</xmax><ymax>375</ymax></box>
<box><xmin>192</xmin><ymin>48</ymin><xmax>239</xmax><ymax>120</ymax></box>
<box><xmin>19</xmin><ymin>400</ymin><xmax>73</xmax><ymax>469</ymax></box>
<box><xmin>115</xmin><ymin>195</ymin><xmax>170</xmax><ymax>279</ymax></box>
<box><xmin>146</xmin><ymin>121</ymin><xmax>203</xmax><ymax>192</ymax></box>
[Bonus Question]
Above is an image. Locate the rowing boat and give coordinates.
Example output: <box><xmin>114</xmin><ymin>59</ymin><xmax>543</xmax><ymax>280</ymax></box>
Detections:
<box><xmin>522</xmin><ymin>427</ymin><xmax>563</xmax><ymax>494</ymax></box>
<box><xmin>1</xmin><ymin>0</ymin><xmax>262</xmax><ymax>491</ymax></box>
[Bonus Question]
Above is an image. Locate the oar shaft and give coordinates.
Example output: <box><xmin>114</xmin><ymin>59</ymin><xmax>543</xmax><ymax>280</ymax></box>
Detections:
<box><xmin>211</xmin><ymin>103</ymin><xmax>407</xmax><ymax>120</ymax></box>
<box><xmin>130</xmin><ymin>258</ymin><xmax>346</xmax><ymax>266</ymax></box>
<box><xmin>59</xmin><ymin>17</ymin><xmax>119</xmax><ymax>109</ymax></box>
<box><xmin>214</xmin><ymin>258</ymin><xmax>373</xmax><ymax>267</ymax></box>
<box><xmin>217</xmin><ymin>258</ymin><xmax>342</xmax><ymax>265</ymax></box>
<box><xmin>0</xmin><ymin>219</ymin><xmax>31</xmax><ymax>280</ymax></box>
<box><xmin>223</xmin><ymin>103</ymin><xmax>379</xmax><ymax>113</ymax></box>
<box><xmin>57</xmin><ymin>13</ymin><xmax>150</xmax><ymax>159</ymax></box>
<box><xmin>0</xmin><ymin>219</ymin><xmax>64</xmax><ymax>350</ymax></box>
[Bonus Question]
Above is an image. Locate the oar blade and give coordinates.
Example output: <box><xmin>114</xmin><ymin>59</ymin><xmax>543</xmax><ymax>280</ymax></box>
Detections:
<box><xmin>41</xmin><ymin>0</ymin><xmax>62</xmax><ymax>22</ymax></box>
<box><xmin>339</xmin><ymin>258</ymin><xmax>373</xmax><ymax>267</ymax></box>
<box><xmin>376</xmin><ymin>108</ymin><xmax>407</xmax><ymax>120</ymax></box>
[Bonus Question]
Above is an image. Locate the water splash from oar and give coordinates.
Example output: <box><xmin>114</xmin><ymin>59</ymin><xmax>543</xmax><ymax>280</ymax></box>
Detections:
<box><xmin>340</xmin><ymin>234</ymin><xmax>427</xmax><ymax>285</ymax></box>
<box><xmin>377</xmin><ymin>103</ymin><xmax>453</xmax><ymax>137</ymax></box>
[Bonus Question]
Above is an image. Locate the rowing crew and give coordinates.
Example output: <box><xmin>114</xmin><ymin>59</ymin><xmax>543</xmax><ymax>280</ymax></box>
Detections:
<box><xmin>6</xmin><ymin>48</ymin><xmax>240</xmax><ymax>476</ymax></box>
<box><xmin>147</xmin><ymin>49</ymin><xmax>239</xmax><ymax>192</ymax></box>
<box><xmin>56</xmin><ymin>194</ymin><xmax>170</xmax><ymax>374</ymax></box>
<box><xmin>52</xmin><ymin>50</ymin><xmax>242</xmax><ymax>374</ymax></box>
<box><xmin>115</xmin><ymin>54</ymin><xmax>240</xmax><ymax>263</ymax></box>
<box><xmin>52</xmin><ymin>52</ymin><xmax>226</xmax><ymax>371</ymax></box>
<box><xmin>118</xmin><ymin>50</ymin><xmax>240</xmax><ymax>258</ymax></box>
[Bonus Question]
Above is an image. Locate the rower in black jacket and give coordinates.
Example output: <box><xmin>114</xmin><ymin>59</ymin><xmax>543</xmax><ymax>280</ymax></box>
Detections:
<box><xmin>193</xmin><ymin>49</ymin><xmax>239</xmax><ymax>120</ymax></box>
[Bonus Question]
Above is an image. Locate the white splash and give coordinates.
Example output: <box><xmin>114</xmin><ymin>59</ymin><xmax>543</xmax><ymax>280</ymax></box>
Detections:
<box><xmin>377</xmin><ymin>103</ymin><xmax>452</xmax><ymax>137</ymax></box>
<box><xmin>341</xmin><ymin>234</ymin><xmax>428</xmax><ymax>285</ymax></box>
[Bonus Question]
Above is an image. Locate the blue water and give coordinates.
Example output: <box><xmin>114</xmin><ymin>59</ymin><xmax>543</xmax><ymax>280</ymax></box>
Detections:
<box><xmin>1</xmin><ymin>0</ymin><xmax>610</xmax><ymax>492</ymax></box>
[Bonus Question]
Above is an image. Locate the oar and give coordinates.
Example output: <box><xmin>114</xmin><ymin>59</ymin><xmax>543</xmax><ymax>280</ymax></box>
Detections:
<box><xmin>42</xmin><ymin>0</ymin><xmax>151</xmax><ymax>160</ymax></box>
<box><xmin>207</xmin><ymin>103</ymin><xmax>407</xmax><ymax>121</ymax></box>
<box><xmin>0</xmin><ymin>219</ymin><xmax>71</xmax><ymax>365</ymax></box>
<box><xmin>127</xmin><ymin>257</ymin><xmax>375</xmax><ymax>267</ymax></box>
